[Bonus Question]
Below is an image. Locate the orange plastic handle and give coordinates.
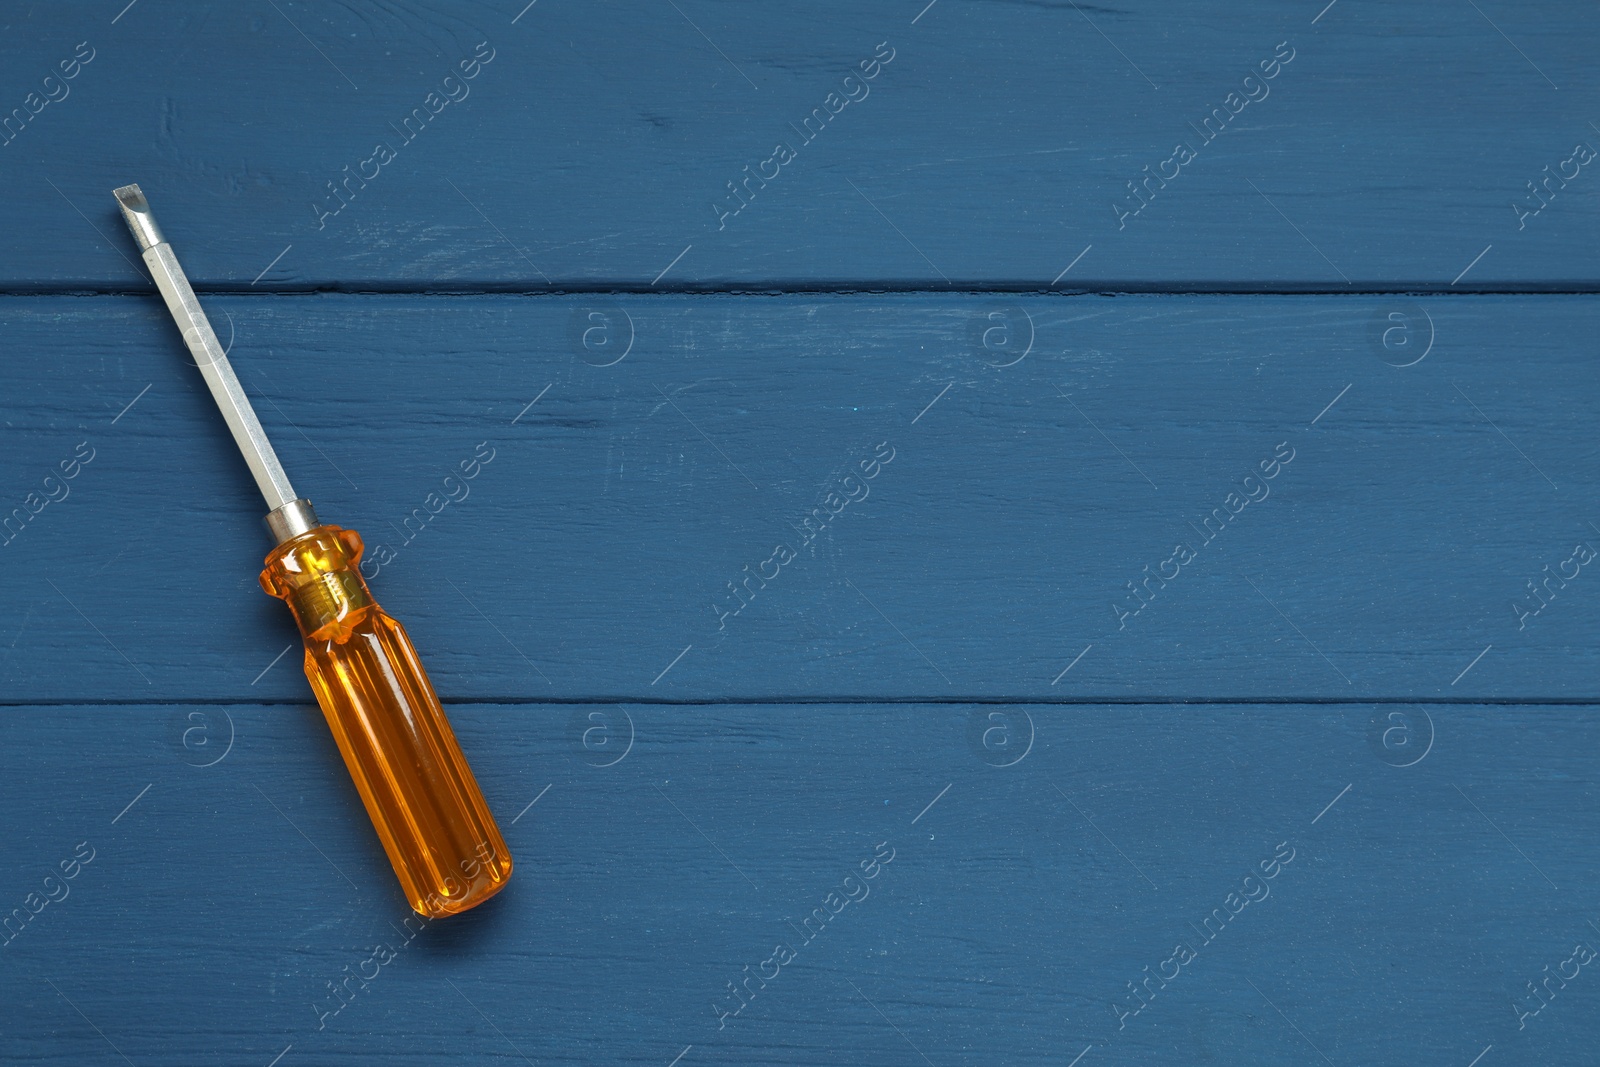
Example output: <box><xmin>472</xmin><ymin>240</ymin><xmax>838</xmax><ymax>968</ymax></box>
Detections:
<box><xmin>259</xmin><ymin>525</ymin><xmax>511</xmax><ymax>917</ymax></box>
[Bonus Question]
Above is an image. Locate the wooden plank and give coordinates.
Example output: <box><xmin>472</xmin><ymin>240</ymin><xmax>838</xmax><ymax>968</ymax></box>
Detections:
<box><xmin>0</xmin><ymin>702</ymin><xmax>1594</xmax><ymax>1064</ymax></box>
<box><xmin>2</xmin><ymin>292</ymin><xmax>1597</xmax><ymax>703</ymax></box>
<box><xmin>3</xmin><ymin>2</ymin><xmax>1599</xmax><ymax>289</ymax></box>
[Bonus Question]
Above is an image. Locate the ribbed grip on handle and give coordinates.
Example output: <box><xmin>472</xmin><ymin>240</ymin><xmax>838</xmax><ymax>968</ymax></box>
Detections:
<box><xmin>260</xmin><ymin>526</ymin><xmax>512</xmax><ymax>917</ymax></box>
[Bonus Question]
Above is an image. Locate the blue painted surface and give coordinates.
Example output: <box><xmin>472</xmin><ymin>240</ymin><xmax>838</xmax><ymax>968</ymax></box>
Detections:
<box><xmin>2</xmin><ymin>2</ymin><xmax>1598</xmax><ymax>289</ymax></box>
<box><xmin>2</xmin><ymin>293</ymin><xmax>1596</xmax><ymax>702</ymax></box>
<box><xmin>2</xmin><ymin>3</ymin><xmax>1599</xmax><ymax>1066</ymax></box>
<box><xmin>3</xmin><ymin>705</ymin><xmax>1598</xmax><ymax>1065</ymax></box>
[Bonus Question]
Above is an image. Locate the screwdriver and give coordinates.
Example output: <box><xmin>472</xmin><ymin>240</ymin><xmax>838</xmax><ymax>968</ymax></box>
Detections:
<box><xmin>113</xmin><ymin>184</ymin><xmax>511</xmax><ymax>918</ymax></box>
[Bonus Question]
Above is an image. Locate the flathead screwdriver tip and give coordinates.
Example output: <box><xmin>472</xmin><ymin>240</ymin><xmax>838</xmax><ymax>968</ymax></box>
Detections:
<box><xmin>112</xmin><ymin>183</ymin><xmax>164</xmax><ymax>251</ymax></box>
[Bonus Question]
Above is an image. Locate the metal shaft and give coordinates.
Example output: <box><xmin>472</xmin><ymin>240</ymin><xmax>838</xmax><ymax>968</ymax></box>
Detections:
<box><xmin>114</xmin><ymin>184</ymin><xmax>317</xmax><ymax>542</ymax></box>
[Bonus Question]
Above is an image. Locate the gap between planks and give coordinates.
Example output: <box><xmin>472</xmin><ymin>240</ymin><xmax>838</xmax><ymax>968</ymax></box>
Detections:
<box><xmin>7</xmin><ymin>285</ymin><xmax>1600</xmax><ymax>299</ymax></box>
<box><xmin>3</xmin><ymin>696</ymin><xmax>1598</xmax><ymax>709</ymax></box>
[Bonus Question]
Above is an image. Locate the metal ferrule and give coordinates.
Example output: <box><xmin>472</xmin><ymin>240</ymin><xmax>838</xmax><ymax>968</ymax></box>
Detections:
<box><xmin>265</xmin><ymin>498</ymin><xmax>321</xmax><ymax>544</ymax></box>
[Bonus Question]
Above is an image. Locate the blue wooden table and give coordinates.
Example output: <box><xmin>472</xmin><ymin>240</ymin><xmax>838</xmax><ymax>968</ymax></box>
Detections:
<box><xmin>3</xmin><ymin>2</ymin><xmax>1598</xmax><ymax>1064</ymax></box>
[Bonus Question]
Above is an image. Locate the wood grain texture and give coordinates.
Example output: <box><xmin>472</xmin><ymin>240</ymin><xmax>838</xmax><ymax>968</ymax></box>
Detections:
<box><xmin>2</xmin><ymin>1</ymin><xmax>1598</xmax><ymax>289</ymax></box>
<box><xmin>5</xmin><ymin>2</ymin><xmax>1600</xmax><ymax>1063</ymax></box>
<box><xmin>2</xmin><ymin>293</ymin><xmax>1595</xmax><ymax>703</ymax></box>
<box><xmin>0</xmin><ymin>703</ymin><xmax>1592</xmax><ymax>1066</ymax></box>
